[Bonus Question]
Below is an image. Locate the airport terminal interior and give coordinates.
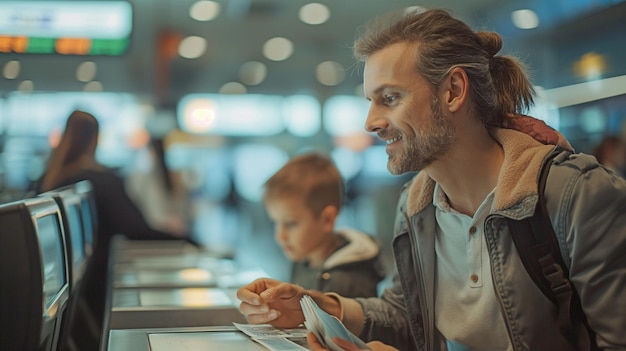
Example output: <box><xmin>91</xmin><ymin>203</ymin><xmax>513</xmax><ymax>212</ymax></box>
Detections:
<box><xmin>0</xmin><ymin>0</ymin><xmax>625</xmax><ymax>350</ymax></box>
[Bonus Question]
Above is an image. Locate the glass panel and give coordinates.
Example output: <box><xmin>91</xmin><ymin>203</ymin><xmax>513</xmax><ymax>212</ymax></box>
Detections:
<box><xmin>36</xmin><ymin>214</ymin><xmax>65</xmax><ymax>306</ymax></box>
<box><xmin>67</xmin><ymin>204</ymin><xmax>84</xmax><ymax>265</ymax></box>
<box><xmin>80</xmin><ymin>198</ymin><xmax>94</xmax><ymax>247</ymax></box>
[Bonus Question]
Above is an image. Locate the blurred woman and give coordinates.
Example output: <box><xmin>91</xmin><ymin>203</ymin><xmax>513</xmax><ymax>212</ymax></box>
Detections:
<box><xmin>125</xmin><ymin>139</ymin><xmax>190</xmax><ymax>236</ymax></box>
<box><xmin>37</xmin><ymin>110</ymin><xmax>195</xmax><ymax>345</ymax></box>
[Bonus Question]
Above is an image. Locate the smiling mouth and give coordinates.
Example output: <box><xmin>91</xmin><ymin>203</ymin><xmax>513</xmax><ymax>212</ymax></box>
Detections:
<box><xmin>385</xmin><ymin>137</ymin><xmax>402</xmax><ymax>144</ymax></box>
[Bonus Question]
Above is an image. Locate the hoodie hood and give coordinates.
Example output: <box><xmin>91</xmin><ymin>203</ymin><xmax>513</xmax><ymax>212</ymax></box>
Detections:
<box><xmin>323</xmin><ymin>227</ymin><xmax>380</xmax><ymax>269</ymax></box>
<box><xmin>405</xmin><ymin>115</ymin><xmax>573</xmax><ymax>216</ymax></box>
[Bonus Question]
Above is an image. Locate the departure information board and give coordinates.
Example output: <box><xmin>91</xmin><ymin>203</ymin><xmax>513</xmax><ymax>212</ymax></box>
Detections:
<box><xmin>0</xmin><ymin>1</ymin><xmax>132</xmax><ymax>55</ymax></box>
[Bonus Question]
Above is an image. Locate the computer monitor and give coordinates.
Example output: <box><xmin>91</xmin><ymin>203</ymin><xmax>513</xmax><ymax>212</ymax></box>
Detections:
<box><xmin>0</xmin><ymin>196</ymin><xmax>70</xmax><ymax>351</ymax></box>
<box><xmin>40</xmin><ymin>186</ymin><xmax>88</xmax><ymax>289</ymax></box>
<box><xmin>74</xmin><ymin>180</ymin><xmax>97</xmax><ymax>256</ymax></box>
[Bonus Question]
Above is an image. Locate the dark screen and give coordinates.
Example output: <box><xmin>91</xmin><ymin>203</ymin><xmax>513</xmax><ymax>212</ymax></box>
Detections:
<box><xmin>80</xmin><ymin>198</ymin><xmax>93</xmax><ymax>247</ymax></box>
<box><xmin>67</xmin><ymin>204</ymin><xmax>84</xmax><ymax>265</ymax></box>
<box><xmin>36</xmin><ymin>214</ymin><xmax>66</xmax><ymax>307</ymax></box>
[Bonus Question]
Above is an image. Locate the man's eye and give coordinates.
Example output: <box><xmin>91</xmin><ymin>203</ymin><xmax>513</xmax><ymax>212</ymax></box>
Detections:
<box><xmin>383</xmin><ymin>95</ymin><xmax>397</xmax><ymax>104</ymax></box>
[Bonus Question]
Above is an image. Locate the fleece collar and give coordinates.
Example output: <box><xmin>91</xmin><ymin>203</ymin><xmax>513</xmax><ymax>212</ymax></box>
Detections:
<box><xmin>405</xmin><ymin>115</ymin><xmax>573</xmax><ymax>216</ymax></box>
<box><xmin>323</xmin><ymin>228</ymin><xmax>380</xmax><ymax>269</ymax></box>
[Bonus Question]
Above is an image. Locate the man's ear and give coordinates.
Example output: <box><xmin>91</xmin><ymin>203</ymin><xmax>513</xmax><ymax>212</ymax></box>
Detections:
<box><xmin>443</xmin><ymin>67</ymin><xmax>469</xmax><ymax>113</ymax></box>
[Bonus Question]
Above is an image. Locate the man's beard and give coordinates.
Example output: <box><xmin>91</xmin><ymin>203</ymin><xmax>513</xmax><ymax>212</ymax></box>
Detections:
<box><xmin>387</xmin><ymin>99</ymin><xmax>455</xmax><ymax>175</ymax></box>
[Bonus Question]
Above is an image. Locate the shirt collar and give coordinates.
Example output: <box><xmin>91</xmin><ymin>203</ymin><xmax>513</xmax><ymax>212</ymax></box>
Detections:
<box><xmin>433</xmin><ymin>182</ymin><xmax>451</xmax><ymax>212</ymax></box>
<box><xmin>433</xmin><ymin>182</ymin><xmax>497</xmax><ymax>215</ymax></box>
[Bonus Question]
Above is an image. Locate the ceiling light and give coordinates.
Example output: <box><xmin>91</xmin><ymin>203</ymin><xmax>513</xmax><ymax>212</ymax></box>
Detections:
<box><xmin>511</xmin><ymin>9</ymin><xmax>539</xmax><ymax>29</ymax></box>
<box><xmin>262</xmin><ymin>37</ymin><xmax>294</xmax><ymax>61</ymax></box>
<box><xmin>181</xmin><ymin>98</ymin><xmax>217</xmax><ymax>134</ymax></box>
<box><xmin>316</xmin><ymin>61</ymin><xmax>345</xmax><ymax>86</ymax></box>
<box><xmin>239</xmin><ymin>61</ymin><xmax>267</xmax><ymax>86</ymax></box>
<box><xmin>190</xmin><ymin>1</ymin><xmax>220</xmax><ymax>21</ymax></box>
<box><xmin>299</xmin><ymin>3</ymin><xmax>330</xmax><ymax>25</ymax></box>
<box><xmin>76</xmin><ymin>61</ymin><xmax>97</xmax><ymax>82</ymax></box>
<box><xmin>178</xmin><ymin>36</ymin><xmax>207</xmax><ymax>59</ymax></box>
<box><xmin>3</xmin><ymin>60</ymin><xmax>20</xmax><ymax>79</ymax></box>
<box><xmin>17</xmin><ymin>80</ymin><xmax>33</xmax><ymax>92</ymax></box>
<box><xmin>574</xmin><ymin>52</ymin><xmax>607</xmax><ymax>81</ymax></box>
<box><xmin>84</xmin><ymin>81</ymin><xmax>103</xmax><ymax>92</ymax></box>
<box><xmin>219</xmin><ymin>82</ymin><xmax>247</xmax><ymax>94</ymax></box>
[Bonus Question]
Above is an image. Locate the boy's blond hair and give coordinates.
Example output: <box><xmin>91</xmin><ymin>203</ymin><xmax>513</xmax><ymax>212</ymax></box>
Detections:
<box><xmin>263</xmin><ymin>153</ymin><xmax>344</xmax><ymax>217</ymax></box>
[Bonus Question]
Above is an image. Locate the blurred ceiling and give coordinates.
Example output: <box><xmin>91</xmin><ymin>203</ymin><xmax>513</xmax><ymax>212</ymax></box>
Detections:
<box><xmin>0</xmin><ymin>0</ymin><xmax>625</xmax><ymax>108</ymax></box>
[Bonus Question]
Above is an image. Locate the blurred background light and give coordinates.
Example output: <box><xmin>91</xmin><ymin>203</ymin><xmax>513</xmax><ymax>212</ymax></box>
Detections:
<box><xmin>262</xmin><ymin>37</ymin><xmax>293</xmax><ymax>61</ymax></box>
<box><xmin>178</xmin><ymin>36</ymin><xmax>207</xmax><ymax>59</ymax></box>
<box><xmin>323</xmin><ymin>95</ymin><xmax>370</xmax><ymax>136</ymax></box>
<box><xmin>17</xmin><ymin>80</ymin><xmax>34</xmax><ymax>92</ymax></box>
<box><xmin>238</xmin><ymin>61</ymin><xmax>267</xmax><ymax>86</ymax></box>
<box><xmin>299</xmin><ymin>3</ymin><xmax>331</xmax><ymax>25</ymax></box>
<box><xmin>232</xmin><ymin>144</ymin><xmax>289</xmax><ymax>202</ymax></box>
<box><xmin>218</xmin><ymin>82</ymin><xmax>247</xmax><ymax>94</ymax></box>
<box><xmin>282</xmin><ymin>95</ymin><xmax>321</xmax><ymax>137</ymax></box>
<box><xmin>574</xmin><ymin>52</ymin><xmax>608</xmax><ymax>81</ymax></box>
<box><xmin>511</xmin><ymin>9</ymin><xmax>539</xmax><ymax>29</ymax></box>
<box><xmin>190</xmin><ymin>0</ymin><xmax>220</xmax><ymax>21</ymax></box>
<box><xmin>316</xmin><ymin>61</ymin><xmax>345</xmax><ymax>86</ymax></box>
<box><xmin>3</xmin><ymin>61</ymin><xmax>20</xmax><ymax>79</ymax></box>
<box><xmin>83</xmin><ymin>81</ymin><xmax>103</xmax><ymax>92</ymax></box>
<box><xmin>76</xmin><ymin>61</ymin><xmax>97</xmax><ymax>82</ymax></box>
<box><xmin>178</xmin><ymin>94</ymin><xmax>285</xmax><ymax>136</ymax></box>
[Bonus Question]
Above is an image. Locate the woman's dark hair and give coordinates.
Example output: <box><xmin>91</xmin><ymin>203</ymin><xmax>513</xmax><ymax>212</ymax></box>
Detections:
<box><xmin>40</xmin><ymin>110</ymin><xmax>100</xmax><ymax>191</ymax></box>
<box><xmin>61</xmin><ymin>110</ymin><xmax>100</xmax><ymax>165</ymax></box>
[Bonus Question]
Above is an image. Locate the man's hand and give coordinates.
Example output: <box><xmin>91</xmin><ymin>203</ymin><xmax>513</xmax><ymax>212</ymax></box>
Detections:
<box><xmin>236</xmin><ymin>278</ymin><xmax>307</xmax><ymax>329</ymax></box>
<box><xmin>307</xmin><ymin>333</ymin><xmax>400</xmax><ymax>351</ymax></box>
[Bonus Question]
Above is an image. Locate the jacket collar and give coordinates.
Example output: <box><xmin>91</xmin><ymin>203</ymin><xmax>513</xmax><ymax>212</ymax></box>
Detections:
<box><xmin>405</xmin><ymin>115</ymin><xmax>573</xmax><ymax>217</ymax></box>
<box><xmin>323</xmin><ymin>228</ymin><xmax>380</xmax><ymax>269</ymax></box>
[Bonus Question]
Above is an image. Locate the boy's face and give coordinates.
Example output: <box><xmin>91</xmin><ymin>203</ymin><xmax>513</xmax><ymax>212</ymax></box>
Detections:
<box><xmin>265</xmin><ymin>195</ymin><xmax>334</xmax><ymax>263</ymax></box>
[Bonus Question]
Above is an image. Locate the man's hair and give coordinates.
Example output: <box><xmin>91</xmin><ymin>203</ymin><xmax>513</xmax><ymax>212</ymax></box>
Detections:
<box><xmin>353</xmin><ymin>7</ymin><xmax>535</xmax><ymax>126</ymax></box>
<box><xmin>263</xmin><ymin>153</ymin><xmax>344</xmax><ymax>217</ymax></box>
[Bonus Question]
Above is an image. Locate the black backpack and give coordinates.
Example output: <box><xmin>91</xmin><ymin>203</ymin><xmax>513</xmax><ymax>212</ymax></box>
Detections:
<box><xmin>508</xmin><ymin>149</ymin><xmax>598</xmax><ymax>350</ymax></box>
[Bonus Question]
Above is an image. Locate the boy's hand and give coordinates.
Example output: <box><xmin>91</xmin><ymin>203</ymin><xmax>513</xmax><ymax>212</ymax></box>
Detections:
<box><xmin>236</xmin><ymin>278</ymin><xmax>307</xmax><ymax>328</ymax></box>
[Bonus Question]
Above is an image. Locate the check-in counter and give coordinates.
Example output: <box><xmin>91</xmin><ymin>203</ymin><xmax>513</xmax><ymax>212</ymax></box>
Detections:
<box><xmin>112</xmin><ymin>266</ymin><xmax>220</xmax><ymax>289</ymax></box>
<box><xmin>108</xmin><ymin>286</ymin><xmax>245</xmax><ymax>329</ymax></box>
<box><xmin>103</xmin><ymin>236</ymin><xmax>271</xmax><ymax>349</ymax></box>
<box><xmin>113</xmin><ymin>239</ymin><xmax>203</xmax><ymax>262</ymax></box>
<box><xmin>106</xmin><ymin>326</ymin><xmax>269</xmax><ymax>351</ymax></box>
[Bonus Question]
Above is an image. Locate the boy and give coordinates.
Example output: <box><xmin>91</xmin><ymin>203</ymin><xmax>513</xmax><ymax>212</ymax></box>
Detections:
<box><xmin>262</xmin><ymin>152</ymin><xmax>385</xmax><ymax>298</ymax></box>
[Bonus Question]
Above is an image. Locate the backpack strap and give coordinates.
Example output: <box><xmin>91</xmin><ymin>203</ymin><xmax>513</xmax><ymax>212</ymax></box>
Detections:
<box><xmin>508</xmin><ymin>148</ymin><xmax>597</xmax><ymax>349</ymax></box>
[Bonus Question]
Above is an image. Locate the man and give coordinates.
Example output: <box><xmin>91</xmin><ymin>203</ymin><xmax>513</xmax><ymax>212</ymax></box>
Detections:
<box><xmin>237</xmin><ymin>8</ymin><xmax>626</xmax><ymax>350</ymax></box>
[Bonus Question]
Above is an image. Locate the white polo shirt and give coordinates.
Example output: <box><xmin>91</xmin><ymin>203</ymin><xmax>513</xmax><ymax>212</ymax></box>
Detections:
<box><xmin>433</xmin><ymin>183</ymin><xmax>512</xmax><ymax>351</ymax></box>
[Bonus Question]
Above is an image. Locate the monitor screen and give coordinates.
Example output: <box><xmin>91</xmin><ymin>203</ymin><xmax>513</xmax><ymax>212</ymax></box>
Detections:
<box><xmin>80</xmin><ymin>197</ymin><xmax>94</xmax><ymax>248</ymax></box>
<box><xmin>66</xmin><ymin>203</ymin><xmax>84</xmax><ymax>266</ymax></box>
<box><xmin>0</xmin><ymin>1</ymin><xmax>132</xmax><ymax>56</ymax></box>
<box><xmin>35</xmin><ymin>214</ymin><xmax>66</xmax><ymax>307</ymax></box>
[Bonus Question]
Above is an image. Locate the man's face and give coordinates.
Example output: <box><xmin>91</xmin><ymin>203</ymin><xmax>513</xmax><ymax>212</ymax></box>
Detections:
<box><xmin>265</xmin><ymin>195</ymin><xmax>332</xmax><ymax>263</ymax></box>
<box><xmin>363</xmin><ymin>42</ymin><xmax>455</xmax><ymax>175</ymax></box>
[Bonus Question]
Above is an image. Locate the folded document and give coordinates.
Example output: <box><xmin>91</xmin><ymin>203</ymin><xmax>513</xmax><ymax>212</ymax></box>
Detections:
<box><xmin>300</xmin><ymin>295</ymin><xmax>370</xmax><ymax>351</ymax></box>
